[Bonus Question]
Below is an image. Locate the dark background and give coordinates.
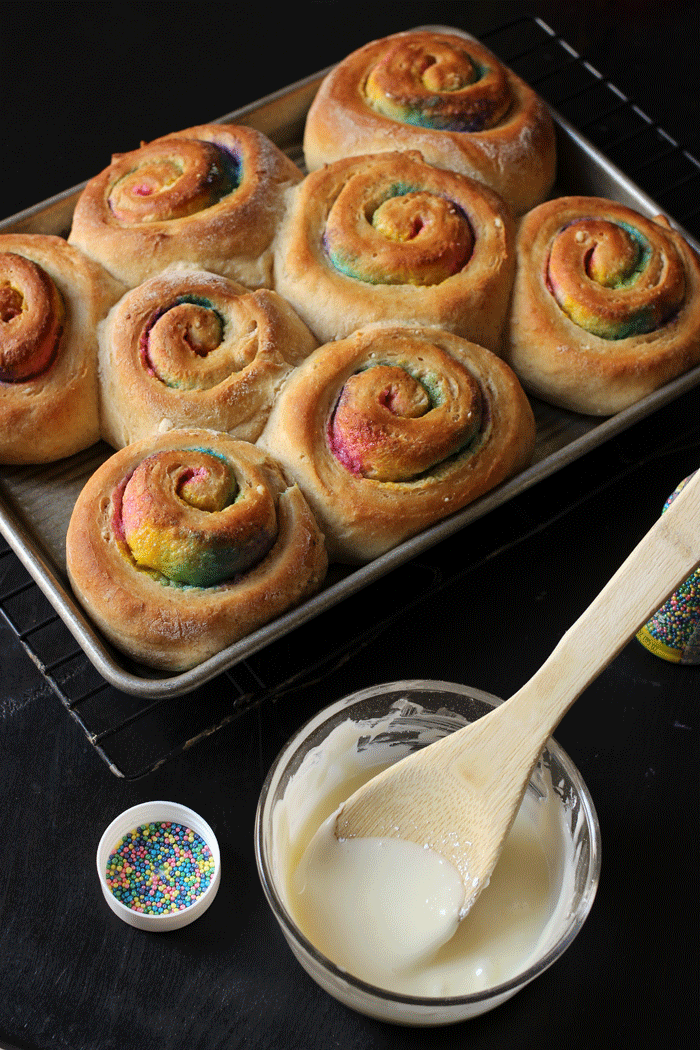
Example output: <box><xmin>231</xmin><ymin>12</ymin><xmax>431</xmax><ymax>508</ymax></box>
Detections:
<box><xmin>1</xmin><ymin>4</ymin><xmax>698</xmax><ymax>1050</ymax></box>
<box><xmin>3</xmin><ymin>1</ymin><xmax>700</xmax><ymax>216</ymax></box>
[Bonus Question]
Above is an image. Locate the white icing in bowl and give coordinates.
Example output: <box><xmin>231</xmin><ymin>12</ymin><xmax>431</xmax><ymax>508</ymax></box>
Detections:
<box><xmin>255</xmin><ymin>680</ymin><xmax>600</xmax><ymax>1025</ymax></box>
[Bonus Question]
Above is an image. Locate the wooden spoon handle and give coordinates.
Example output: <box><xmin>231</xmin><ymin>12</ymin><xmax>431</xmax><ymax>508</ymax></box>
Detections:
<box><xmin>453</xmin><ymin>469</ymin><xmax>700</xmax><ymax>791</ymax></box>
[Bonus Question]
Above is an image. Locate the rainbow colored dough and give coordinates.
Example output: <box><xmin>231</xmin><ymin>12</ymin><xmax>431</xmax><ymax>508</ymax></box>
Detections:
<box><xmin>69</xmin><ymin>123</ymin><xmax>303</xmax><ymax>289</ymax></box>
<box><xmin>257</xmin><ymin>324</ymin><xmax>535</xmax><ymax>563</ymax></box>
<box><xmin>272</xmin><ymin>150</ymin><xmax>515</xmax><ymax>350</ymax></box>
<box><xmin>303</xmin><ymin>29</ymin><xmax>556</xmax><ymax>216</ymax></box>
<box><xmin>97</xmin><ymin>266</ymin><xmax>317</xmax><ymax>449</ymax></box>
<box><xmin>66</xmin><ymin>430</ymin><xmax>327</xmax><ymax>671</ymax></box>
<box><xmin>0</xmin><ymin>233</ymin><xmax>125</xmax><ymax>464</ymax></box>
<box><xmin>503</xmin><ymin>196</ymin><xmax>700</xmax><ymax>414</ymax></box>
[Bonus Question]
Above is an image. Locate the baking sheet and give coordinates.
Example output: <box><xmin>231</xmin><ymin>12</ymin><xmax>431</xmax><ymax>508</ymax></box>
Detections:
<box><xmin>2</xmin><ymin>27</ymin><xmax>699</xmax><ymax>699</ymax></box>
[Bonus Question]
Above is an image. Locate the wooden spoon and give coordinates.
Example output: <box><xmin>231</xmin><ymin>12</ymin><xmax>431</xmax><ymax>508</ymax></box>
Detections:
<box><xmin>335</xmin><ymin>470</ymin><xmax>700</xmax><ymax>917</ymax></box>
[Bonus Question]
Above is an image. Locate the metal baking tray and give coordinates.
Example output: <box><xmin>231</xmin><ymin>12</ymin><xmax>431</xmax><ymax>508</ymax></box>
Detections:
<box><xmin>2</xmin><ymin>21</ymin><xmax>699</xmax><ymax>701</ymax></box>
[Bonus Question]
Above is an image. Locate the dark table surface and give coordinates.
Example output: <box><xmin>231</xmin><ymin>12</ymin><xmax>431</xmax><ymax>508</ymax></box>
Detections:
<box><xmin>1</xmin><ymin>3</ymin><xmax>698</xmax><ymax>1048</ymax></box>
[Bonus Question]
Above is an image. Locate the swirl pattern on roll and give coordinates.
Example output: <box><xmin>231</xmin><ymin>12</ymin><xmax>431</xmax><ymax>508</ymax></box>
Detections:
<box><xmin>328</xmin><ymin>360</ymin><xmax>482</xmax><ymax>482</ymax></box>
<box><xmin>0</xmin><ymin>252</ymin><xmax>64</xmax><ymax>383</ymax></box>
<box><xmin>324</xmin><ymin>176</ymin><xmax>474</xmax><ymax>287</ymax></box>
<box><xmin>98</xmin><ymin>267</ymin><xmax>318</xmax><ymax>449</ymax></box>
<box><xmin>66</xmin><ymin>430</ymin><xmax>328</xmax><ymax>671</ymax></box>
<box><xmin>106</xmin><ymin>138</ymin><xmax>239</xmax><ymax>225</ymax></box>
<box><xmin>303</xmin><ymin>30</ymin><xmax>556</xmax><ymax>215</ymax></box>
<box><xmin>503</xmin><ymin>196</ymin><xmax>700</xmax><ymax>415</ymax></box>
<box><xmin>363</xmin><ymin>34</ymin><xmax>511</xmax><ymax>132</ymax></box>
<box><xmin>272</xmin><ymin>151</ymin><xmax>514</xmax><ymax>349</ymax></box>
<box><xmin>69</xmin><ymin>123</ymin><xmax>303</xmax><ymax>289</ymax></box>
<box><xmin>0</xmin><ymin>234</ymin><xmax>125</xmax><ymax>464</ymax></box>
<box><xmin>257</xmin><ymin>325</ymin><xmax>535</xmax><ymax>563</ymax></box>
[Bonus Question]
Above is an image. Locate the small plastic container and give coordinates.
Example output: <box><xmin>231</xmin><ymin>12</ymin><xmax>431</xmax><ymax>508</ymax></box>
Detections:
<box><xmin>97</xmin><ymin>800</ymin><xmax>221</xmax><ymax>931</ymax></box>
<box><xmin>255</xmin><ymin>680</ymin><xmax>601</xmax><ymax>1026</ymax></box>
<box><xmin>637</xmin><ymin>473</ymin><xmax>700</xmax><ymax>664</ymax></box>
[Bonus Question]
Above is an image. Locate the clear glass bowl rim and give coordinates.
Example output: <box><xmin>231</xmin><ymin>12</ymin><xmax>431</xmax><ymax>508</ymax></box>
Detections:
<box><xmin>254</xmin><ymin>678</ymin><xmax>602</xmax><ymax>1009</ymax></box>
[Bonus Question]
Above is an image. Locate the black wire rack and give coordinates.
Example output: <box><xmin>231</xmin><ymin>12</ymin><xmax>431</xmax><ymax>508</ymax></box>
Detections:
<box><xmin>2</xmin><ymin>13</ymin><xmax>699</xmax><ymax>779</ymax></box>
<box><xmin>483</xmin><ymin>16</ymin><xmax>700</xmax><ymax>240</ymax></box>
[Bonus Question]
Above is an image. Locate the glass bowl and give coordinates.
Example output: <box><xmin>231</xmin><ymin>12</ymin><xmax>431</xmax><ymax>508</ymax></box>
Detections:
<box><xmin>255</xmin><ymin>680</ymin><xmax>601</xmax><ymax>1026</ymax></box>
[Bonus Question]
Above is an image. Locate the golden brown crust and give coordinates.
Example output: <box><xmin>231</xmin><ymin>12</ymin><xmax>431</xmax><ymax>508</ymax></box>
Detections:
<box><xmin>65</xmin><ymin>429</ymin><xmax>328</xmax><ymax>672</ymax></box>
<box><xmin>0</xmin><ymin>234</ymin><xmax>125</xmax><ymax>464</ymax></box>
<box><xmin>257</xmin><ymin>324</ymin><xmax>535</xmax><ymax>563</ymax></box>
<box><xmin>303</xmin><ymin>30</ymin><xmax>556</xmax><ymax>215</ymax></box>
<box><xmin>68</xmin><ymin>123</ymin><xmax>303</xmax><ymax>289</ymax></box>
<box><xmin>503</xmin><ymin>196</ymin><xmax>700</xmax><ymax>415</ymax></box>
<box><xmin>97</xmin><ymin>266</ymin><xmax>318</xmax><ymax>449</ymax></box>
<box><xmin>272</xmin><ymin>151</ymin><xmax>515</xmax><ymax>350</ymax></box>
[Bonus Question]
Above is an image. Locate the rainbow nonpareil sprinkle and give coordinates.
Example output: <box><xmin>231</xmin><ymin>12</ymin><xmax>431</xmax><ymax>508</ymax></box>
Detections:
<box><xmin>637</xmin><ymin>473</ymin><xmax>700</xmax><ymax>664</ymax></box>
<box><xmin>105</xmin><ymin>821</ymin><xmax>215</xmax><ymax>915</ymax></box>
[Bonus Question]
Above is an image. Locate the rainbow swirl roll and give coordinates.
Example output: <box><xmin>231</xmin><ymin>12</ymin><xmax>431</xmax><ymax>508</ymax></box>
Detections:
<box><xmin>0</xmin><ymin>234</ymin><xmax>125</xmax><ymax>464</ymax></box>
<box><xmin>503</xmin><ymin>196</ymin><xmax>700</xmax><ymax>415</ymax></box>
<box><xmin>69</xmin><ymin>123</ymin><xmax>303</xmax><ymax>290</ymax></box>
<box><xmin>66</xmin><ymin>430</ymin><xmax>327</xmax><ymax>671</ymax></box>
<box><xmin>272</xmin><ymin>150</ymin><xmax>515</xmax><ymax>350</ymax></box>
<box><xmin>98</xmin><ymin>266</ymin><xmax>318</xmax><ymax>449</ymax></box>
<box><xmin>257</xmin><ymin>324</ymin><xmax>535</xmax><ymax>563</ymax></box>
<box><xmin>303</xmin><ymin>30</ymin><xmax>555</xmax><ymax>216</ymax></box>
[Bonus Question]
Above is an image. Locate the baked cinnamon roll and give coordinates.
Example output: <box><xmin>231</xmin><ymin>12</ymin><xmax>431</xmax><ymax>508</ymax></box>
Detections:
<box><xmin>503</xmin><ymin>196</ymin><xmax>700</xmax><ymax>414</ymax></box>
<box><xmin>97</xmin><ymin>267</ymin><xmax>318</xmax><ymax>449</ymax></box>
<box><xmin>69</xmin><ymin>123</ymin><xmax>303</xmax><ymax>289</ymax></box>
<box><xmin>66</xmin><ymin>430</ymin><xmax>328</xmax><ymax>671</ymax></box>
<box><xmin>257</xmin><ymin>325</ymin><xmax>535</xmax><ymax>563</ymax></box>
<box><xmin>272</xmin><ymin>151</ymin><xmax>515</xmax><ymax>349</ymax></box>
<box><xmin>303</xmin><ymin>30</ymin><xmax>555</xmax><ymax>215</ymax></box>
<box><xmin>0</xmin><ymin>234</ymin><xmax>124</xmax><ymax>464</ymax></box>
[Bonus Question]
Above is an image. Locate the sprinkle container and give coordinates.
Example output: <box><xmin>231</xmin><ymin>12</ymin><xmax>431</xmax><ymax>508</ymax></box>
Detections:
<box><xmin>637</xmin><ymin>473</ymin><xmax>700</xmax><ymax>664</ymax></box>
<box><xmin>97</xmin><ymin>801</ymin><xmax>221</xmax><ymax>931</ymax></box>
